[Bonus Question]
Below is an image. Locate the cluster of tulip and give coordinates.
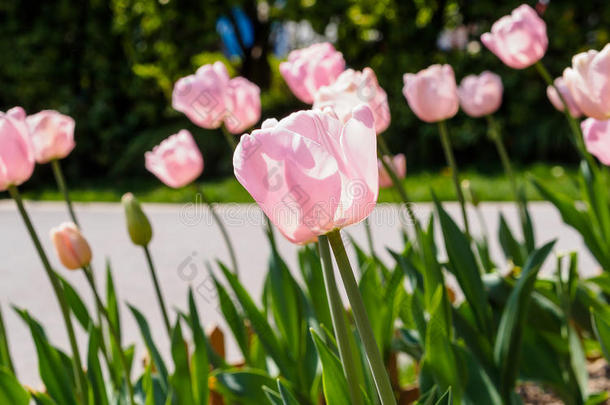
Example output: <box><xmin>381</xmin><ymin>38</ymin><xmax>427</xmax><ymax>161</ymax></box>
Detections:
<box><xmin>2</xmin><ymin>3</ymin><xmax>610</xmax><ymax>405</ymax></box>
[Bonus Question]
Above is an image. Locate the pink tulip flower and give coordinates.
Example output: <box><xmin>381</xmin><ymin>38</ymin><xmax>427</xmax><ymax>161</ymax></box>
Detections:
<box><xmin>279</xmin><ymin>42</ymin><xmax>346</xmax><ymax>104</ymax></box>
<box><xmin>546</xmin><ymin>77</ymin><xmax>582</xmax><ymax>118</ymax></box>
<box><xmin>313</xmin><ymin>67</ymin><xmax>391</xmax><ymax>134</ymax></box>
<box><xmin>378</xmin><ymin>154</ymin><xmax>406</xmax><ymax>189</ymax></box>
<box><xmin>481</xmin><ymin>4</ymin><xmax>548</xmax><ymax>69</ymax></box>
<box><xmin>403</xmin><ymin>64</ymin><xmax>459</xmax><ymax>123</ymax></box>
<box><xmin>26</xmin><ymin>110</ymin><xmax>76</xmax><ymax>163</ymax></box>
<box><xmin>563</xmin><ymin>44</ymin><xmax>610</xmax><ymax>120</ymax></box>
<box><xmin>224</xmin><ymin>77</ymin><xmax>262</xmax><ymax>134</ymax></box>
<box><xmin>172</xmin><ymin>62</ymin><xmax>231</xmax><ymax>129</ymax></box>
<box><xmin>458</xmin><ymin>71</ymin><xmax>503</xmax><ymax>117</ymax></box>
<box><xmin>145</xmin><ymin>130</ymin><xmax>204</xmax><ymax>188</ymax></box>
<box><xmin>581</xmin><ymin>118</ymin><xmax>610</xmax><ymax>165</ymax></box>
<box><xmin>50</xmin><ymin>222</ymin><xmax>92</xmax><ymax>270</ymax></box>
<box><xmin>0</xmin><ymin>107</ymin><xmax>35</xmax><ymax>191</ymax></box>
<box><xmin>233</xmin><ymin>104</ymin><xmax>378</xmax><ymax>244</ymax></box>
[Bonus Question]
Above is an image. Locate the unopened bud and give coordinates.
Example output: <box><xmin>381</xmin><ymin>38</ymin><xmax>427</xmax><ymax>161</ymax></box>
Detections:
<box><xmin>122</xmin><ymin>193</ymin><xmax>152</xmax><ymax>246</ymax></box>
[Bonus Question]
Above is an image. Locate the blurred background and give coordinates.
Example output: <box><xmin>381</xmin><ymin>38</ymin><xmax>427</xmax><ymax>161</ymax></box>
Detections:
<box><xmin>1</xmin><ymin>0</ymin><xmax>610</xmax><ymax>199</ymax></box>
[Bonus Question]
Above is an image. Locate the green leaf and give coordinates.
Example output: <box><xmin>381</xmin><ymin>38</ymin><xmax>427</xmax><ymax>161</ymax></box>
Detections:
<box><xmin>213</xmin><ymin>368</ymin><xmax>276</xmax><ymax>404</ymax></box>
<box><xmin>0</xmin><ymin>305</ymin><xmax>14</xmax><ymax>374</ymax></box>
<box><xmin>186</xmin><ymin>289</ymin><xmax>209</xmax><ymax>405</ymax></box>
<box><xmin>277</xmin><ymin>379</ymin><xmax>300</xmax><ymax>405</ymax></box>
<box><xmin>170</xmin><ymin>320</ymin><xmax>195</xmax><ymax>405</ymax></box>
<box><xmin>498</xmin><ymin>213</ymin><xmax>525</xmax><ymax>266</ymax></box>
<box><xmin>298</xmin><ymin>246</ymin><xmax>333</xmax><ymax>332</ymax></box>
<box><xmin>0</xmin><ymin>367</ymin><xmax>29</xmax><ymax>405</ymax></box>
<box><xmin>263</xmin><ymin>386</ymin><xmax>283</xmax><ymax>405</ymax></box>
<box><xmin>591</xmin><ymin>308</ymin><xmax>610</xmax><ymax>363</ymax></box>
<box><xmin>493</xmin><ymin>240</ymin><xmax>555</xmax><ymax>401</ymax></box>
<box><xmin>13</xmin><ymin>308</ymin><xmax>77</xmax><ymax>405</ymax></box>
<box><xmin>31</xmin><ymin>391</ymin><xmax>58</xmax><ymax>405</ymax></box>
<box><xmin>128</xmin><ymin>305</ymin><xmax>169</xmax><ymax>392</ymax></box>
<box><xmin>434</xmin><ymin>197</ymin><xmax>491</xmax><ymax>337</ymax></box>
<box><xmin>310</xmin><ymin>329</ymin><xmax>350</xmax><ymax>405</ymax></box>
<box><xmin>56</xmin><ymin>274</ymin><xmax>93</xmax><ymax>331</ymax></box>
<box><xmin>86</xmin><ymin>325</ymin><xmax>109</xmax><ymax>405</ymax></box>
<box><xmin>435</xmin><ymin>387</ymin><xmax>452</xmax><ymax>405</ymax></box>
<box><xmin>106</xmin><ymin>260</ymin><xmax>121</xmax><ymax>341</ymax></box>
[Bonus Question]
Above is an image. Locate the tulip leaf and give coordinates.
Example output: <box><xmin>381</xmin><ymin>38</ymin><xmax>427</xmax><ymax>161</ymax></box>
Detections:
<box><xmin>263</xmin><ymin>386</ymin><xmax>283</xmax><ymax>405</ymax></box>
<box><xmin>170</xmin><ymin>320</ymin><xmax>195</xmax><ymax>405</ymax></box>
<box><xmin>212</xmin><ymin>368</ymin><xmax>276</xmax><ymax>404</ymax></box>
<box><xmin>310</xmin><ymin>329</ymin><xmax>351</xmax><ymax>405</ymax></box>
<box><xmin>494</xmin><ymin>240</ymin><xmax>555</xmax><ymax>402</ymax></box>
<box><xmin>0</xmin><ymin>305</ymin><xmax>14</xmax><ymax>374</ymax></box>
<box><xmin>56</xmin><ymin>273</ymin><xmax>93</xmax><ymax>331</ymax></box>
<box><xmin>31</xmin><ymin>392</ymin><xmax>58</xmax><ymax>405</ymax></box>
<box><xmin>86</xmin><ymin>325</ymin><xmax>109</xmax><ymax>405</ymax></box>
<box><xmin>298</xmin><ymin>246</ymin><xmax>333</xmax><ymax>333</ymax></box>
<box><xmin>591</xmin><ymin>308</ymin><xmax>610</xmax><ymax>363</ymax></box>
<box><xmin>0</xmin><ymin>366</ymin><xmax>29</xmax><ymax>405</ymax></box>
<box><xmin>498</xmin><ymin>213</ymin><xmax>525</xmax><ymax>266</ymax></box>
<box><xmin>186</xmin><ymin>288</ymin><xmax>209</xmax><ymax>405</ymax></box>
<box><xmin>277</xmin><ymin>379</ymin><xmax>301</xmax><ymax>405</ymax></box>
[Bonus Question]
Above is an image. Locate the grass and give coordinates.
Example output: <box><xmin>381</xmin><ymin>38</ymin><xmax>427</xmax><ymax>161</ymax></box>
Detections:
<box><xmin>4</xmin><ymin>163</ymin><xmax>580</xmax><ymax>204</ymax></box>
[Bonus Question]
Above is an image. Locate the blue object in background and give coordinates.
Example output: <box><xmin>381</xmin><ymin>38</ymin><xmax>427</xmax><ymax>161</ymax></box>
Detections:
<box><xmin>216</xmin><ymin>6</ymin><xmax>255</xmax><ymax>59</ymax></box>
<box><xmin>232</xmin><ymin>6</ymin><xmax>254</xmax><ymax>48</ymax></box>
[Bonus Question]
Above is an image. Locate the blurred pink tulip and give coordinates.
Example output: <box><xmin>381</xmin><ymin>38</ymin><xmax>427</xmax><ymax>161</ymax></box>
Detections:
<box><xmin>0</xmin><ymin>107</ymin><xmax>35</xmax><ymax>191</ymax></box>
<box><xmin>172</xmin><ymin>62</ymin><xmax>231</xmax><ymax>129</ymax></box>
<box><xmin>233</xmin><ymin>105</ymin><xmax>378</xmax><ymax>244</ymax></box>
<box><xmin>378</xmin><ymin>154</ymin><xmax>406</xmax><ymax>189</ymax></box>
<box><xmin>26</xmin><ymin>110</ymin><xmax>76</xmax><ymax>163</ymax></box>
<box><xmin>403</xmin><ymin>64</ymin><xmax>459</xmax><ymax>123</ymax></box>
<box><xmin>581</xmin><ymin>118</ymin><xmax>610</xmax><ymax>165</ymax></box>
<box><xmin>481</xmin><ymin>4</ymin><xmax>547</xmax><ymax>69</ymax></box>
<box><xmin>313</xmin><ymin>67</ymin><xmax>391</xmax><ymax>134</ymax></box>
<box><xmin>546</xmin><ymin>77</ymin><xmax>582</xmax><ymax>118</ymax></box>
<box><xmin>224</xmin><ymin>77</ymin><xmax>261</xmax><ymax>134</ymax></box>
<box><xmin>279</xmin><ymin>42</ymin><xmax>345</xmax><ymax>104</ymax></box>
<box><xmin>458</xmin><ymin>71</ymin><xmax>503</xmax><ymax>117</ymax></box>
<box><xmin>50</xmin><ymin>222</ymin><xmax>92</xmax><ymax>270</ymax></box>
<box><xmin>145</xmin><ymin>130</ymin><xmax>204</xmax><ymax>188</ymax></box>
<box><xmin>563</xmin><ymin>44</ymin><xmax>610</xmax><ymax>120</ymax></box>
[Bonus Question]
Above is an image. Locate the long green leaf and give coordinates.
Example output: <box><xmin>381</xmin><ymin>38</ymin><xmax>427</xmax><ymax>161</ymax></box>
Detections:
<box><xmin>186</xmin><ymin>289</ymin><xmax>209</xmax><ymax>405</ymax></box>
<box><xmin>56</xmin><ymin>274</ymin><xmax>93</xmax><ymax>331</ymax></box>
<box><xmin>86</xmin><ymin>325</ymin><xmax>109</xmax><ymax>405</ymax></box>
<box><xmin>212</xmin><ymin>368</ymin><xmax>276</xmax><ymax>404</ymax></box>
<box><xmin>310</xmin><ymin>329</ymin><xmax>350</xmax><ymax>405</ymax></box>
<box><xmin>0</xmin><ymin>367</ymin><xmax>29</xmax><ymax>405</ymax></box>
<box><xmin>498</xmin><ymin>213</ymin><xmax>525</xmax><ymax>266</ymax></box>
<box><xmin>0</xmin><ymin>305</ymin><xmax>14</xmax><ymax>374</ymax></box>
<box><xmin>591</xmin><ymin>308</ymin><xmax>610</xmax><ymax>363</ymax></box>
<box><xmin>170</xmin><ymin>320</ymin><xmax>195</xmax><ymax>405</ymax></box>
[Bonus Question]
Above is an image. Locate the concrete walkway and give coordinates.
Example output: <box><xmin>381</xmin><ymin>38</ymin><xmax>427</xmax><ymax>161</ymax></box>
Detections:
<box><xmin>0</xmin><ymin>200</ymin><xmax>599</xmax><ymax>387</ymax></box>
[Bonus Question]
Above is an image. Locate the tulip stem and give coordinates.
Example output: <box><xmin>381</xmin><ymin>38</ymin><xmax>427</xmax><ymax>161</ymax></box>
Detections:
<box><xmin>364</xmin><ymin>217</ymin><xmax>376</xmax><ymax>257</ymax></box>
<box><xmin>51</xmin><ymin>159</ymin><xmax>80</xmax><ymax>227</ymax></box>
<box><xmin>377</xmin><ymin>135</ymin><xmax>420</xmax><ymax>231</ymax></box>
<box><xmin>317</xmin><ymin>236</ymin><xmax>364</xmax><ymax>405</ymax></box>
<box><xmin>327</xmin><ymin>229</ymin><xmax>396</xmax><ymax>405</ymax></box>
<box><xmin>437</xmin><ymin>120</ymin><xmax>470</xmax><ymax>238</ymax></box>
<box><xmin>82</xmin><ymin>267</ymin><xmax>135</xmax><ymax>405</ymax></box>
<box><xmin>7</xmin><ymin>185</ymin><xmax>88</xmax><ymax>405</ymax></box>
<box><xmin>197</xmin><ymin>186</ymin><xmax>239</xmax><ymax>276</ymax></box>
<box><xmin>0</xmin><ymin>305</ymin><xmax>15</xmax><ymax>375</ymax></box>
<box><xmin>534</xmin><ymin>62</ymin><xmax>598</xmax><ymax>174</ymax></box>
<box><xmin>221</xmin><ymin>126</ymin><xmax>238</xmax><ymax>151</ymax></box>
<box><xmin>142</xmin><ymin>245</ymin><xmax>172</xmax><ymax>337</ymax></box>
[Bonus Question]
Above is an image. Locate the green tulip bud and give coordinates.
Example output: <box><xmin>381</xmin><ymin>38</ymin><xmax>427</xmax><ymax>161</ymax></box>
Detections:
<box><xmin>122</xmin><ymin>193</ymin><xmax>152</xmax><ymax>246</ymax></box>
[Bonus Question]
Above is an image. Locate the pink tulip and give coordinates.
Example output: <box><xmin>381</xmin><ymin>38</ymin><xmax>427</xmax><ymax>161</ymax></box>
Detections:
<box><xmin>458</xmin><ymin>71</ymin><xmax>503</xmax><ymax>117</ymax></box>
<box><xmin>172</xmin><ymin>62</ymin><xmax>231</xmax><ymax>129</ymax></box>
<box><xmin>313</xmin><ymin>67</ymin><xmax>391</xmax><ymax>134</ymax></box>
<box><xmin>378</xmin><ymin>154</ymin><xmax>406</xmax><ymax>189</ymax></box>
<box><xmin>403</xmin><ymin>64</ymin><xmax>459</xmax><ymax>123</ymax></box>
<box><xmin>0</xmin><ymin>107</ymin><xmax>35</xmax><ymax>191</ymax></box>
<box><xmin>145</xmin><ymin>130</ymin><xmax>204</xmax><ymax>188</ymax></box>
<box><xmin>50</xmin><ymin>222</ymin><xmax>92</xmax><ymax>270</ymax></box>
<box><xmin>546</xmin><ymin>77</ymin><xmax>582</xmax><ymax>118</ymax></box>
<box><xmin>26</xmin><ymin>110</ymin><xmax>76</xmax><ymax>163</ymax></box>
<box><xmin>279</xmin><ymin>42</ymin><xmax>346</xmax><ymax>104</ymax></box>
<box><xmin>224</xmin><ymin>77</ymin><xmax>261</xmax><ymax>134</ymax></box>
<box><xmin>233</xmin><ymin>105</ymin><xmax>378</xmax><ymax>244</ymax></box>
<box><xmin>481</xmin><ymin>4</ymin><xmax>548</xmax><ymax>69</ymax></box>
<box><xmin>581</xmin><ymin>118</ymin><xmax>610</xmax><ymax>165</ymax></box>
<box><xmin>563</xmin><ymin>44</ymin><xmax>610</xmax><ymax>120</ymax></box>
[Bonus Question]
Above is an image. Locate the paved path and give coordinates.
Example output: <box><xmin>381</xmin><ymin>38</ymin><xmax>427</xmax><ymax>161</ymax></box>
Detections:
<box><xmin>0</xmin><ymin>200</ymin><xmax>599</xmax><ymax>387</ymax></box>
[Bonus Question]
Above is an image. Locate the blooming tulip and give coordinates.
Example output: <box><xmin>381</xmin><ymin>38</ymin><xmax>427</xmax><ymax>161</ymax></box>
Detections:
<box><xmin>145</xmin><ymin>130</ymin><xmax>204</xmax><ymax>188</ymax></box>
<box><xmin>224</xmin><ymin>77</ymin><xmax>261</xmax><ymax>134</ymax></box>
<box><xmin>313</xmin><ymin>67</ymin><xmax>391</xmax><ymax>134</ymax></box>
<box><xmin>403</xmin><ymin>65</ymin><xmax>459</xmax><ymax>123</ymax></box>
<box><xmin>172</xmin><ymin>62</ymin><xmax>231</xmax><ymax>129</ymax></box>
<box><xmin>481</xmin><ymin>4</ymin><xmax>547</xmax><ymax>69</ymax></box>
<box><xmin>563</xmin><ymin>44</ymin><xmax>610</xmax><ymax>120</ymax></box>
<box><xmin>50</xmin><ymin>222</ymin><xmax>92</xmax><ymax>270</ymax></box>
<box><xmin>279</xmin><ymin>42</ymin><xmax>346</xmax><ymax>104</ymax></box>
<box><xmin>0</xmin><ymin>107</ymin><xmax>35</xmax><ymax>191</ymax></box>
<box><xmin>546</xmin><ymin>77</ymin><xmax>582</xmax><ymax>118</ymax></box>
<box><xmin>378</xmin><ymin>154</ymin><xmax>406</xmax><ymax>189</ymax></box>
<box><xmin>458</xmin><ymin>71</ymin><xmax>503</xmax><ymax>117</ymax></box>
<box><xmin>233</xmin><ymin>104</ymin><xmax>378</xmax><ymax>244</ymax></box>
<box><xmin>26</xmin><ymin>110</ymin><xmax>76</xmax><ymax>163</ymax></box>
<box><xmin>581</xmin><ymin>118</ymin><xmax>610</xmax><ymax>165</ymax></box>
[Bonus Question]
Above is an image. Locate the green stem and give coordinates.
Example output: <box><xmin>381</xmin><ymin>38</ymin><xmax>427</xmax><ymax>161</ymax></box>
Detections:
<box><xmin>327</xmin><ymin>230</ymin><xmax>396</xmax><ymax>405</ymax></box>
<box><xmin>534</xmin><ymin>62</ymin><xmax>598</xmax><ymax>174</ymax></box>
<box><xmin>197</xmin><ymin>186</ymin><xmax>239</xmax><ymax>276</ymax></box>
<box><xmin>142</xmin><ymin>245</ymin><xmax>172</xmax><ymax>337</ymax></box>
<box><xmin>0</xmin><ymin>305</ymin><xmax>15</xmax><ymax>375</ymax></box>
<box><xmin>221</xmin><ymin>126</ymin><xmax>238</xmax><ymax>151</ymax></box>
<box><xmin>438</xmin><ymin>120</ymin><xmax>471</xmax><ymax>238</ymax></box>
<box><xmin>317</xmin><ymin>236</ymin><xmax>364</xmax><ymax>405</ymax></box>
<box><xmin>8</xmin><ymin>185</ymin><xmax>88</xmax><ymax>405</ymax></box>
<box><xmin>364</xmin><ymin>217</ymin><xmax>376</xmax><ymax>258</ymax></box>
<box><xmin>82</xmin><ymin>267</ymin><xmax>135</xmax><ymax>405</ymax></box>
<box><xmin>51</xmin><ymin>159</ymin><xmax>79</xmax><ymax>227</ymax></box>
